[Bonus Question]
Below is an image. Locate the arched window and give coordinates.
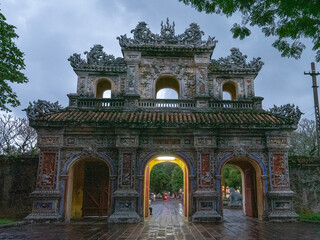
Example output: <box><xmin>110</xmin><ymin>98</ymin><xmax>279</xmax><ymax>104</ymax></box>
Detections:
<box><xmin>222</xmin><ymin>82</ymin><xmax>237</xmax><ymax>100</ymax></box>
<box><xmin>96</xmin><ymin>79</ymin><xmax>111</xmax><ymax>99</ymax></box>
<box><xmin>155</xmin><ymin>76</ymin><xmax>179</xmax><ymax>99</ymax></box>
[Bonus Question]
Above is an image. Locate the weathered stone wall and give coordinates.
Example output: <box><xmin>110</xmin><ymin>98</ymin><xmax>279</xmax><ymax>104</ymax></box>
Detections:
<box><xmin>0</xmin><ymin>154</ymin><xmax>38</xmax><ymax>218</ymax></box>
<box><xmin>289</xmin><ymin>156</ymin><xmax>320</xmax><ymax>213</ymax></box>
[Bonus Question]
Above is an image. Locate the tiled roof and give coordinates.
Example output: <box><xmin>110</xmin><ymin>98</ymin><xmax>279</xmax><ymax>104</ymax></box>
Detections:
<box><xmin>31</xmin><ymin>109</ymin><xmax>294</xmax><ymax>129</ymax></box>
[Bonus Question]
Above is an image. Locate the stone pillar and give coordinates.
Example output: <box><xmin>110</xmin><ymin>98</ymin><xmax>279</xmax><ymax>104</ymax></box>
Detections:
<box><xmin>194</xmin><ymin>54</ymin><xmax>210</xmax><ymax>109</ymax></box>
<box><xmin>266</xmin><ymin>135</ymin><xmax>299</xmax><ymax>221</ymax></box>
<box><xmin>109</xmin><ymin>135</ymin><xmax>141</xmax><ymax>223</ymax></box>
<box><xmin>123</xmin><ymin>51</ymin><xmax>141</xmax><ymax>97</ymax></box>
<box><xmin>25</xmin><ymin>151</ymin><xmax>61</xmax><ymax>222</ymax></box>
<box><xmin>194</xmin><ymin>53</ymin><xmax>210</xmax><ymax>98</ymax></box>
<box><xmin>192</xmin><ymin>135</ymin><xmax>222</xmax><ymax>222</ymax></box>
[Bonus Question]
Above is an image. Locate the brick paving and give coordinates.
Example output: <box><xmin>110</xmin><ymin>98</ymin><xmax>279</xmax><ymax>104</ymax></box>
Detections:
<box><xmin>0</xmin><ymin>200</ymin><xmax>319</xmax><ymax>240</ymax></box>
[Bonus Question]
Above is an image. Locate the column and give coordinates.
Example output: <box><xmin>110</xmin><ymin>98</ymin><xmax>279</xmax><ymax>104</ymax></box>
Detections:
<box><xmin>25</xmin><ymin>150</ymin><xmax>61</xmax><ymax>222</ymax></box>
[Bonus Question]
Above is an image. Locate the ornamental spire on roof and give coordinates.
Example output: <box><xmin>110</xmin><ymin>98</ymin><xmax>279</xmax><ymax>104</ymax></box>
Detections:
<box><xmin>208</xmin><ymin>48</ymin><xmax>264</xmax><ymax>74</ymax></box>
<box><xmin>117</xmin><ymin>18</ymin><xmax>217</xmax><ymax>50</ymax></box>
<box><xmin>68</xmin><ymin>44</ymin><xmax>126</xmax><ymax>72</ymax></box>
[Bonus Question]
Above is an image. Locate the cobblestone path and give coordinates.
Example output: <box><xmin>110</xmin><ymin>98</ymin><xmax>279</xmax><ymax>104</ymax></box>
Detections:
<box><xmin>0</xmin><ymin>200</ymin><xmax>319</xmax><ymax>239</ymax></box>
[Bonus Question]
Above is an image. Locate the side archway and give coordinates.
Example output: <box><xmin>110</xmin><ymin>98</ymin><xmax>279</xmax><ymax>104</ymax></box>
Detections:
<box><xmin>95</xmin><ymin>78</ymin><xmax>114</xmax><ymax>99</ymax></box>
<box><xmin>216</xmin><ymin>153</ymin><xmax>267</xmax><ymax>220</ymax></box>
<box><xmin>61</xmin><ymin>152</ymin><xmax>116</xmax><ymax>221</ymax></box>
<box><xmin>222</xmin><ymin>81</ymin><xmax>237</xmax><ymax>100</ymax></box>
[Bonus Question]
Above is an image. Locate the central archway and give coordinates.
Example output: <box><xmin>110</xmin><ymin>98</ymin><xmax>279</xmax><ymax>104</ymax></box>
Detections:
<box><xmin>139</xmin><ymin>153</ymin><xmax>195</xmax><ymax>219</ymax></box>
<box><xmin>144</xmin><ymin>156</ymin><xmax>189</xmax><ymax>217</ymax></box>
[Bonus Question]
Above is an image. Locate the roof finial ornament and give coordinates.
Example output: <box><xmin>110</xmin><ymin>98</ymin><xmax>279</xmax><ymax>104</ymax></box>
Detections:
<box><xmin>117</xmin><ymin>19</ymin><xmax>217</xmax><ymax>48</ymax></box>
<box><xmin>161</xmin><ymin>18</ymin><xmax>175</xmax><ymax>40</ymax></box>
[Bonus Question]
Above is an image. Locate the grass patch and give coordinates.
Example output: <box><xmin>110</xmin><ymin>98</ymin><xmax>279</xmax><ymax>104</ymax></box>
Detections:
<box><xmin>299</xmin><ymin>212</ymin><xmax>320</xmax><ymax>222</ymax></box>
<box><xmin>0</xmin><ymin>218</ymin><xmax>17</xmax><ymax>225</ymax></box>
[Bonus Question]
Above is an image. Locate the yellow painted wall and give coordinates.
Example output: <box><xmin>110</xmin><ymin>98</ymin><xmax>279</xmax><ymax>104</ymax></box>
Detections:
<box><xmin>71</xmin><ymin>161</ymin><xmax>84</xmax><ymax>219</ymax></box>
<box><xmin>144</xmin><ymin>157</ymin><xmax>189</xmax><ymax>217</ymax></box>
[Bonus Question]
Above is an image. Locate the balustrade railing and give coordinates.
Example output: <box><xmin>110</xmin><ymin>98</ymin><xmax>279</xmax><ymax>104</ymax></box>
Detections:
<box><xmin>77</xmin><ymin>98</ymin><xmax>125</xmax><ymax>108</ymax></box>
<box><xmin>138</xmin><ymin>99</ymin><xmax>196</xmax><ymax>109</ymax></box>
<box><xmin>69</xmin><ymin>96</ymin><xmax>258</xmax><ymax>111</ymax></box>
<box><xmin>209</xmin><ymin>101</ymin><xmax>254</xmax><ymax>109</ymax></box>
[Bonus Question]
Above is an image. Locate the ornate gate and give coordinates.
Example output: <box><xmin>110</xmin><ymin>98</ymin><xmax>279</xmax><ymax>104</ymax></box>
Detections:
<box><xmin>82</xmin><ymin>161</ymin><xmax>109</xmax><ymax>216</ymax></box>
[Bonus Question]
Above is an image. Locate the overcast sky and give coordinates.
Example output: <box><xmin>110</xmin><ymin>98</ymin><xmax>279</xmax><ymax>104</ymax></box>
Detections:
<box><xmin>2</xmin><ymin>0</ymin><xmax>318</xmax><ymax>120</ymax></box>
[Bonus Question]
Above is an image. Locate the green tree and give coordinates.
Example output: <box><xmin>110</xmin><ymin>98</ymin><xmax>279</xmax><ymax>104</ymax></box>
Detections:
<box><xmin>289</xmin><ymin>118</ymin><xmax>318</xmax><ymax>157</ymax></box>
<box><xmin>179</xmin><ymin>0</ymin><xmax>320</xmax><ymax>61</ymax></box>
<box><xmin>150</xmin><ymin>164</ymin><xmax>170</xmax><ymax>193</ymax></box>
<box><xmin>0</xmin><ymin>10</ymin><xmax>28</xmax><ymax>112</ymax></box>
<box><xmin>222</xmin><ymin>165</ymin><xmax>242</xmax><ymax>191</ymax></box>
<box><xmin>171</xmin><ymin>166</ymin><xmax>183</xmax><ymax>192</ymax></box>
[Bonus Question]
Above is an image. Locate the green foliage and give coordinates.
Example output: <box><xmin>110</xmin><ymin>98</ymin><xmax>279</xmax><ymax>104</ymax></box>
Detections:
<box><xmin>150</xmin><ymin>164</ymin><xmax>170</xmax><ymax>193</ymax></box>
<box><xmin>289</xmin><ymin>118</ymin><xmax>318</xmax><ymax>157</ymax></box>
<box><xmin>222</xmin><ymin>165</ymin><xmax>241</xmax><ymax>190</ymax></box>
<box><xmin>179</xmin><ymin>0</ymin><xmax>320</xmax><ymax>61</ymax></box>
<box><xmin>0</xmin><ymin>218</ymin><xmax>17</xmax><ymax>225</ymax></box>
<box><xmin>0</xmin><ymin>10</ymin><xmax>28</xmax><ymax>112</ymax></box>
<box><xmin>150</xmin><ymin>163</ymin><xmax>184</xmax><ymax>193</ymax></box>
<box><xmin>299</xmin><ymin>212</ymin><xmax>320</xmax><ymax>222</ymax></box>
<box><xmin>171</xmin><ymin>166</ymin><xmax>183</xmax><ymax>192</ymax></box>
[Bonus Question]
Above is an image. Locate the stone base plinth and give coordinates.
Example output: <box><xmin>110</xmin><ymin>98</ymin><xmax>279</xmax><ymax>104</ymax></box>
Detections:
<box><xmin>267</xmin><ymin>190</ymin><xmax>299</xmax><ymax>222</ymax></box>
<box><xmin>25</xmin><ymin>189</ymin><xmax>61</xmax><ymax>223</ymax></box>
<box><xmin>109</xmin><ymin>189</ymin><xmax>141</xmax><ymax>223</ymax></box>
<box><xmin>25</xmin><ymin>213</ymin><xmax>62</xmax><ymax>223</ymax></box>
<box><xmin>268</xmin><ymin>211</ymin><xmax>299</xmax><ymax>222</ymax></box>
<box><xmin>108</xmin><ymin>211</ymin><xmax>141</xmax><ymax>223</ymax></box>
<box><xmin>192</xmin><ymin>189</ymin><xmax>222</xmax><ymax>222</ymax></box>
<box><xmin>192</xmin><ymin>210</ymin><xmax>222</xmax><ymax>222</ymax></box>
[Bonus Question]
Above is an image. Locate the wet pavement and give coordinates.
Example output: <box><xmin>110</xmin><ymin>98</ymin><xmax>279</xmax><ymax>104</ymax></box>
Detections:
<box><xmin>0</xmin><ymin>200</ymin><xmax>319</xmax><ymax>240</ymax></box>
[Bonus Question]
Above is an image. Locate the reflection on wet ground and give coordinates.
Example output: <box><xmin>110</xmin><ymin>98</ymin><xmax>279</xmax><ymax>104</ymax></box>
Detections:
<box><xmin>0</xmin><ymin>200</ymin><xmax>319</xmax><ymax>239</ymax></box>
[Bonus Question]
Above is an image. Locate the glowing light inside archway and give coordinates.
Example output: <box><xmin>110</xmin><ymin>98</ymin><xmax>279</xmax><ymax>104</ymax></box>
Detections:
<box><xmin>157</xmin><ymin>156</ymin><xmax>175</xmax><ymax>160</ymax></box>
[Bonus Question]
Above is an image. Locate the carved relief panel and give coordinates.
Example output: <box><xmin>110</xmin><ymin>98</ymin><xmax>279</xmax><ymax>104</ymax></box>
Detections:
<box><xmin>196</xmin><ymin>68</ymin><xmax>209</xmax><ymax>97</ymax></box>
<box><xmin>197</xmin><ymin>153</ymin><xmax>214</xmax><ymax>188</ymax></box>
<box><xmin>119</xmin><ymin>152</ymin><xmax>135</xmax><ymax>188</ymax></box>
<box><xmin>39</xmin><ymin>136</ymin><xmax>61</xmax><ymax>146</ymax></box>
<box><xmin>267</xmin><ymin>137</ymin><xmax>289</xmax><ymax>149</ymax></box>
<box><xmin>270</xmin><ymin>153</ymin><xmax>290</xmax><ymax>189</ymax></box>
<box><xmin>116</xmin><ymin>136</ymin><xmax>138</xmax><ymax>148</ymax></box>
<box><xmin>36</xmin><ymin>152</ymin><xmax>59</xmax><ymax>189</ymax></box>
<box><xmin>194</xmin><ymin>136</ymin><xmax>216</xmax><ymax>148</ymax></box>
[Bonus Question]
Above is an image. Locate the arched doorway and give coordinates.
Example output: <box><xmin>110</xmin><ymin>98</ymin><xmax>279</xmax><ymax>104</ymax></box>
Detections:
<box><xmin>143</xmin><ymin>155</ymin><xmax>190</xmax><ymax>218</ymax></box>
<box><xmin>155</xmin><ymin>75</ymin><xmax>180</xmax><ymax>99</ymax></box>
<box><xmin>96</xmin><ymin>78</ymin><xmax>112</xmax><ymax>99</ymax></box>
<box><xmin>64</xmin><ymin>158</ymin><xmax>111</xmax><ymax>220</ymax></box>
<box><xmin>222</xmin><ymin>81</ymin><xmax>237</xmax><ymax>100</ymax></box>
<box><xmin>217</xmin><ymin>155</ymin><xmax>266</xmax><ymax>220</ymax></box>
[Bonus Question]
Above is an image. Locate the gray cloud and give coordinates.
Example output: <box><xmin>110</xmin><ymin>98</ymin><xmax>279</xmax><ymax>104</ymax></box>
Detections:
<box><xmin>1</xmin><ymin>0</ymin><xmax>317</xmax><ymax>119</ymax></box>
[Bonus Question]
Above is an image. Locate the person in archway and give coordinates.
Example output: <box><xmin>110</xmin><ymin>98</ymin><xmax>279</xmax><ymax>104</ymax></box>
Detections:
<box><xmin>149</xmin><ymin>199</ymin><xmax>153</xmax><ymax>215</ymax></box>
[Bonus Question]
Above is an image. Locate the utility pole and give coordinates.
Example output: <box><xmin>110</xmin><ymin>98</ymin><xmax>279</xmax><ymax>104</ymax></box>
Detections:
<box><xmin>304</xmin><ymin>62</ymin><xmax>320</xmax><ymax>158</ymax></box>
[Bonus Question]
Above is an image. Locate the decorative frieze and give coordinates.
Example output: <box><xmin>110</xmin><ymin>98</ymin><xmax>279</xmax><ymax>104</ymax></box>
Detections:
<box><xmin>268</xmin><ymin>138</ymin><xmax>288</xmax><ymax>146</ymax></box>
<box><xmin>40</xmin><ymin>137</ymin><xmax>60</xmax><ymax>145</ymax></box>
<box><xmin>195</xmin><ymin>136</ymin><xmax>216</xmax><ymax>148</ymax></box>
<box><xmin>153</xmin><ymin>139</ymin><xmax>180</xmax><ymax>145</ymax></box>
<box><xmin>117</xmin><ymin>136</ymin><xmax>137</xmax><ymax>148</ymax></box>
